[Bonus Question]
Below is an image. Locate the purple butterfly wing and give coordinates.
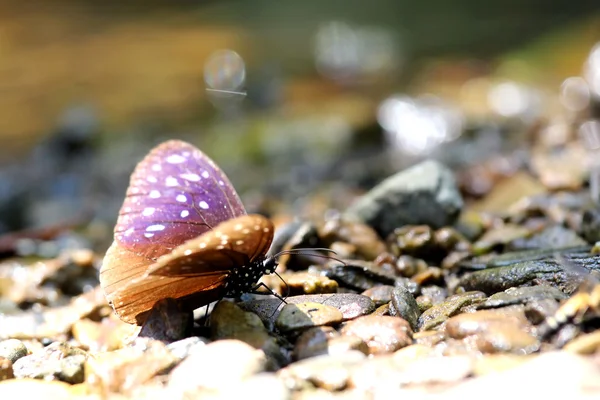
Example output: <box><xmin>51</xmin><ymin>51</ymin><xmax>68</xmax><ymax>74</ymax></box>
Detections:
<box><xmin>113</xmin><ymin>140</ymin><xmax>246</xmax><ymax>260</ymax></box>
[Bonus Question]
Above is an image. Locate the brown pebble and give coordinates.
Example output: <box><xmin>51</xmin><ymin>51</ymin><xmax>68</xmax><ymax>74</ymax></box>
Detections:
<box><xmin>341</xmin><ymin>315</ymin><xmax>413</xmax><ymax>354</ymax></box>
<box><xmin>362</xmin><ymin>285</ymin><xmax>394</xmax><ymax>306</ymax></box>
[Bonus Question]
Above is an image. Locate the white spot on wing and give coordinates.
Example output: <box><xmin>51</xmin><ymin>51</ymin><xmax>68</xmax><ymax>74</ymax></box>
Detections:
<box><xmin>176</xmin><ymin>194</ymin><xmax>187</xmax><ymax>202</ymax></box>
<box><xmin>184</xmin><ymin>249</ymin><xmax>192</xmax><ymax>256</ymax></box>
<box><xmin>142</xmin><ymin>207</ymin><xmax>155</xmax><ymax>216</ymax></box>
<box><xmin>147</xmin><ymin>176</ymin><xmax>158</xmax><ymax>183</ymax></box>
<box><xmin>199</xmin><ymin>242</ymin><xmax>207</xmax><ymax>249</ymax></box>
<box><xmin>166</xmin><ymin>176</ymin><xmax>178</xmax><ymax>187</ymax></box>
<box><xmin>149</xmin><ymin>190</ymin><xmax>161</xmax><ymax>199</ymax></box>
<box><xmin>146</xmin><ymin>224</ymin><xmax>165</xmax><ymax>232</ymax></box>
<box><xmin>152</xmin><ymin>164</ymin><xmax>162</xmax><ymax>172</ymax></box>
<box><xmin>199</xmin><ymin>201</ymin><xmax>209</xmax><ymax>209</ymax></box>
<box><xmin>166</xmin><ymin>154</ymin><xmax>186</xmax><ymax>164</ymax></box>
<box><xmin>124</xmin><ymin>227</ymin><xmax>134</xmax><ymax>237</ymax></box>
<box><xmin>201</xmin><ymin>171</ymin><xmax>210</xmax><ymax>179</ymax></box>
<box><xmin>180</xmin><ymin>173</ymin><xmax>201</xmax><ymax>182</ymax></box>
<box><xmin>180</xmin><ymin>210</ymin><xmax>190</xmax><ymax>218</ymax></box>
<box><xmin>236</xmin><ymin>240</ymin><xmax>244</xmax><ymax>245</ymax></box>
<box><xmin>144</xmin><ymin>233</ymin><xmax>154</xmax><ymax>238</ymax></box>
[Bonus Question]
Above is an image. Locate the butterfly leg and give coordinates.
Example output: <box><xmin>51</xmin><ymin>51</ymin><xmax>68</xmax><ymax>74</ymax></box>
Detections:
<box><xmin>250</xmin><ymin>282</ymin><xmax>288</xmax><ymax>305</ymax></box>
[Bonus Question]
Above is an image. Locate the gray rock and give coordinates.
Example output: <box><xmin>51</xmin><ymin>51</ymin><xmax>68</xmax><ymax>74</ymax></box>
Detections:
<box><xmin>345</xmin><ymin>160</ymin><xmax>463</xmax><ymax>236</ymax></box>
<box><xmin>389</xmin><ymin>286</ymin><xmax>421</xmax><ymax>331</ymax></box>
<box><xmin>0</xmin><ymin>339</ymin><xmax>28</xmax><ymax>363</ymax></box>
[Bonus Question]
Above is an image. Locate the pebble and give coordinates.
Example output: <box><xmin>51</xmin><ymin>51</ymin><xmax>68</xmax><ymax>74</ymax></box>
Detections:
<box><xmin>344</xmin><ymin>160</ymin><xmax>463</xmax><ymax>237</ymax></box>
<box><xmin>276</xmin><ymin>302</ymin><xmax>344</xmax><ymax>332</ymax></box>
<box><xmin>169</xmin><ymin>340</ymin><xmax>266</xmax><ymax>394</ymax></box>
<box><xmin>85</xmin><ymin>338</ymin><xmax>177</xmax><ymax>393</ymax></box>
<box><xmin>210</xmin><ymin>301</ymin><xmax>287</xmax><ymax>368</ymax></box>
<box><xmin>137</xmin><ymin>298</ymin><xmax>193</xmax><ymax>342</ymax></box>
<box><xmin>0</xmin><ymin>339</ymin><xmax>28</xmax><ymax>363</ymax></box>
<box><xmin>389</xmin><ymin>286</ymin><xmax>421</xmax><ymax>331</ymax></box>
<box><xmin>12</xmin><ymin>342</ymin><xmax>88</xmax><ymax>383</ymax></box>
<box><xmin>166</xmin><ymin>336</ymin><xmax>209</xmax><ymax>360</ymax></box>
<box><xmin>278</xmin><ymin>351</ymin><xmax>366</xmax><ymax>391</ymax></box>
<box><xmin>186</xmin><ymin>373</ymin><xmax>291</xmax><ymax>400</ymax></box>
<box><xmin>0</xmin><ymin>357</ymin><xmax>13</xmax><ymax>380</ymax></box>
<box><xmin>418</xmin><ymin>291</ymin><xmax>486</xmax><ymax>331</ymax></box>
<box><xmin>446</xmin><ymin>309</ymin><xmax>540</xmax><ymax>354</ymax></box>
<box><xmin>281</xmin><ymin>271</ymin><xmax>339</xmax><ymax>295</ymax></box>
<box><xmin>564</xmin><ymin>330</ymin><xmax>600</xmax><ymax>354</ymax></box>
<box><xmin>362</xmin><ymin>285</ymin><xmax>394</xmax><ymax>306</ymax></box>
<box><xmin>0</xmin><ymin>379</ymin><xmax>74</xmax><ymax>399</ymax></box>
<box><xmin>294</xmin><ymin>327</ymin><xmax>368</xmax><ymax>360</ymax></box>
<box><xmin>71</xmin><ymin>317</ymin><xmax>137</xmax><ymax>352</ymax></box>
<box><xmin>340</xmin><ymin>315</ymin><xmax>413</xmax><ymax>354</ymax></box>
<box><xmin>478</xmin><ymin>285</ymin><xmax>567</xmax><ymax>309</ymax></box>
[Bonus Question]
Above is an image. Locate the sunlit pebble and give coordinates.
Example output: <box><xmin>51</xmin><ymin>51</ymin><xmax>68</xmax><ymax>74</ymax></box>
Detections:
<box><xmin>199</xmin><ymin>201</ymin><xmax>210</xmax><ymax>210</ymax></box>
<box><xmin>176</xmin><ymin>194</ymin><xmax>187</xmax><ymax>202</ymax></box>
<box><xmin>180</xmin><ymin>210</ymin><xmax>190</xmax><ymax>218</ymax></box>
<box><xmin>560</xmin><ymin>77</ymin><xmax>590</xmax><ymax>112</ymax></box>
<box><xmin>150</xmin><ymin>190</ymin><xmax>161</xmax><ymax>199</ymax></box>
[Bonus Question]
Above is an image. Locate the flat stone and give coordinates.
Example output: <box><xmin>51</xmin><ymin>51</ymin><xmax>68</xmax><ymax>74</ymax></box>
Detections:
<box><xmin>276</xmin><ymin>302</ymin><xmax>344</xmax><ymax>332</ymax></box>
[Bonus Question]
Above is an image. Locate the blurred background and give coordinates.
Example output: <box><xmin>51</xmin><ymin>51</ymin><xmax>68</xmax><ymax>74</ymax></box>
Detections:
<box><xmin>0</xmin><ymin>0</ymin><xmax>599</xmax><ymax>253</ymax></box>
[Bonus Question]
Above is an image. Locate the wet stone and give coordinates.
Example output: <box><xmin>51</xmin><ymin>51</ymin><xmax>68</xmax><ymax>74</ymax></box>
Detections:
<box><xmin>276</xmin><ymin>302</ymin><xmax>344</xmax><ymax>333</ymax></box>
<box><xmin>13</xmin><ymin>342</ymin><xmax>87</xmax><ymax>383</ymax></box>
<box><xmin>418</xmin><ymin>291</ymin><xmax>486</xmax><ymax>331</ymax></box>
<box><xmin>344</xmin><ymin>160</ymin><xmax>463</xmax><ymax>237</ymax></box>
<box><xmin>340</xmin><ymin>315</ymin><xmax>413</xmax><ymax>354</ymax></box>
<box><xmin>478</xmin><ymin>286</ymin><xmax>568</xmax><ymax>309</ymax></box>
<box><xmin>361</xmin><ymin>285</ymin><xmax>394</xmax><ymax>306</ymax></box>
<box><xmin>166</xmin><ymin>336</ymin><xmax>209</xmax><ymax>360</ymax></box>
<box><xmin>0</xmin><ymin>339</ymin><xmax>28</xmax><ymax>363</ymax></box>
<box><xmin>321</xmin><ymin>261</ymin><xmax>398</xmax><ymax>292</ymax></box>
<box><xmin>472</xmin><ymin>224</ymin><xmax>532</xmax><ymax>255</ymax></box>
<box><xmin>457</xmin><ymin>258</ymin><xmax>597</xmax><ymax>295</ymax></box>
<box><xmin>389</xmin><ymin>286</ymin><xmax>421</xmax><ymax>331</ymax></box>
<box><xmin>0</xmin><ymin>357</ymin><xmax>13</xmax><ymax>381</ymax></box>
<box><xmin>169</xmin><ymin>340</ymin><xmax>266</xmax><ymax>394</ymax></box>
